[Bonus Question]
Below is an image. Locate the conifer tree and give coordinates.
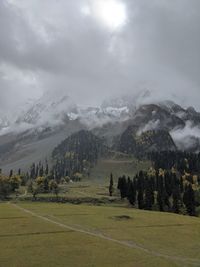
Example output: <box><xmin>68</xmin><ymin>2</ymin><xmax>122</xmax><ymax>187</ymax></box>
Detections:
<box><xmin>45</xmin><ymin>162</ymin><xmax>49</xmax><ymax>176</ymax></box>
<box><xmin>183</xmin><ymin>184</ymin><xmax>196</xmax><ymax>216</ymax></box>
<box><xmin>39</xmin><ymin>165</ymin><xmax>44</xmax><ymax>177</ymax></box>
<box><xmin>117</xmin><ymin>176</ymin><xmax>127</xmax><ymax>199</ymax></box>
<box><xmin>109</xmin><ymin>173</ymin><xmax>114</xmax><ymax>196</ymax></box>
<box><xmin>172</xmin><ymin>184</ymin><xmax>181</xmax><ymax>213</ymax></box>
<box><xmin>137</xmin><ymin>188</ymin><xmax>144</xmax><ymax>209</ymax></box>
<box><xmin>9</xmin><ymin>169</ymin><xmax>13</xmax><ymax>178</ymax></box>
<box><xmin>144</xmin><ymin>178</ymin><xmax>154</xmax><ymax>210</ymax></box>
<box><xmin>127</xmin><ymin>179</ymin><xmax>136</xmax><ymax>205</ymax></box>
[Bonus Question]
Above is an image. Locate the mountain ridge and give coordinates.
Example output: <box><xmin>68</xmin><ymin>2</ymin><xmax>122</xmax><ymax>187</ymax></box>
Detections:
<box><xmin>1</xmin><ymin>93</ymin><xmax>200</xmax><ymax>171</ymax></box>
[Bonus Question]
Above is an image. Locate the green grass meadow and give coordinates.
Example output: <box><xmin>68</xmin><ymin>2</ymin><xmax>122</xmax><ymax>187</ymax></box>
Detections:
<box><xmin>0</xmin><ymin>202</ymin><xmax>200</xmax><ymax>267</ymax></box>
<box><xmin>90</xmin><ymin>157</ymin><xmax>151</xmax><ymax>181</ymax></box>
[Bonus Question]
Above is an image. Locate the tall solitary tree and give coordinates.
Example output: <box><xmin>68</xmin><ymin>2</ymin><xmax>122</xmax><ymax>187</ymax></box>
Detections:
<box><xmin>109</xmin><ymin>173</ymin><xmax>114</xmax><ymax>196</ymax></box>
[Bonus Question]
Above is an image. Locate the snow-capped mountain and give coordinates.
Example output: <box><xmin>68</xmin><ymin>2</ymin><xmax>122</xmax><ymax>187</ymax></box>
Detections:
<box><xmin>0</xmin><ymin>92</ymin><xmax>78</xmax><ymax>136</ymax></box>
<box><xmin>0</xmin><ymin>92</ymin><xmax>132</xmax><ymax>135</ymax></box>
<box><xmin>1</xmin><ymin>91</ymin><xmax>200</xmax><ymax>147</ymax></box>
<box><xmin>1</xmin><ymin>90</ymin><xmax>200</xmax><ymax>172</ymax></box>
<box><xmin>16</xmin><ymin>92</ymin><xmax>77</xmax><ymax>126</ymax></box>
<box><xmin>73</xmin><ymin>106</ymin><xmax>130</xmax><ymax>128</ymax></box>
<box><xmin>0</xmin><ymin>89</ymin><xmax>160</xmax><ymax>136</ymax></box>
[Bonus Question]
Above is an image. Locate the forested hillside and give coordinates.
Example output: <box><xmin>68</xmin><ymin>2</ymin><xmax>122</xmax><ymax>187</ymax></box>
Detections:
<box><xmin>52</xmin><ymin>130</ymin><xmax>106</xmax><ymax>179</ymax></box>
<box><xmin>119</xmin><ymin>126</ymin><xmax>176</xmax><ymax>156</ymax></box>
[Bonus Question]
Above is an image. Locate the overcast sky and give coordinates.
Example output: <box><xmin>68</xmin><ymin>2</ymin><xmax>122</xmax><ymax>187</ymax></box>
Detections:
<box><xmin>0</xmin><ymin>0</ymin><xmax>200</xmax><ymax>112</ymax></box>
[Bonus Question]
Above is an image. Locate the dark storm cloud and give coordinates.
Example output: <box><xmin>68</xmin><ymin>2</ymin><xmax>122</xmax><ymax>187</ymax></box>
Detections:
<box><xmin>0</xmin><ymin>0</ymin><xmax>200</xmax><ymax>111</ymax></box>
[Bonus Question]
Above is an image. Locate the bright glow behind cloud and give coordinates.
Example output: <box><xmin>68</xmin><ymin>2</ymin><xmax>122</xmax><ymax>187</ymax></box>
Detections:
<box><xmin>81</xmin><ymin>0</ymin><xmax>127</xmax><ymax>31</ymax></box>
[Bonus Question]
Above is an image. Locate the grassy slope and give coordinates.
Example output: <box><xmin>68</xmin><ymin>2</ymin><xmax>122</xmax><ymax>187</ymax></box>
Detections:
<box><xmin>90</xmin><ymin>155</ymin><xmax>151</xmax><ymax>181</ymax></box>
<box><xmin>2</xmin><ymin>156</ymin><xmax>200</xmax><ymax>266</ymax></box>
<box><xmin>0</xmin><ymin>202</ymin><xmax>200</xmax><ymax>267</ymax></box>
<box><xmin>18</xmin><ymin>155</ymin><xmax>150</xmax><ymax>201</ymax></box>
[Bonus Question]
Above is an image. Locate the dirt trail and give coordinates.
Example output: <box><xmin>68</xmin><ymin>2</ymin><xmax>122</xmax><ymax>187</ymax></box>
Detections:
<box><xmin>11</xmin><ymin>203</ymin><xmax>200</xmax><ymax>267</ymax></box>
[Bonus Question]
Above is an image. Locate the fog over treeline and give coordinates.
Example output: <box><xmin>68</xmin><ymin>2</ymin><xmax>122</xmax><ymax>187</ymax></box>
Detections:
<box><xmin>0</xmin><ymin>0</ymin><xmax>200</xmax><ymax>114</ymax></box>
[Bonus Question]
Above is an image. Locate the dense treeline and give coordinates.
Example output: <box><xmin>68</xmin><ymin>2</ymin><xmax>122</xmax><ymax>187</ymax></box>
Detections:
<box><xmin>52</xmin><ymin>156</ymin><xmax>90</xmax><ymax>181</ymax></box>
<box><xmin>148</xmin><ymin>151</ymin><xmax>200</xmax><ymax>174</ymax></box>
<box><xmin>118</xmin><ymin>168</ymin><xmax>199</xmax><ymax>216</ymax></box>
<box><xmin>0</xmin><ymin>160</ymin><xmax>63</xmax><ymax>199</ymax></box>
<box><xmin>29</xmin><ymin>159</ymin><xmax>83</xmax><ymax>183</ymax></box>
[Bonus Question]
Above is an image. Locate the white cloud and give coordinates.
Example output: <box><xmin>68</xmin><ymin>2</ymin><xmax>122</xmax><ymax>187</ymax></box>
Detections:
<box><xmin>137</xmin><ymin>119</ymin><xmax>160</xmax><ymax>135</ymax></box>
<box><xmin>0</xmin><ymin>0</ymin><xmax>200</xmax><ymax>112</ymax></box>
<box><xmin>171</xmin><ymin>121</ymin><xmax>200</xmax><ymax>151</ymax></box>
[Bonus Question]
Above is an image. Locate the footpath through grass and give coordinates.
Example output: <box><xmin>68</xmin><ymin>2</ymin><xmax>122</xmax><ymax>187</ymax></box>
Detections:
<box><xmin>0</xmin><ymin>202</ymin><xmax>200</xmax><ymax>267</ymax></box>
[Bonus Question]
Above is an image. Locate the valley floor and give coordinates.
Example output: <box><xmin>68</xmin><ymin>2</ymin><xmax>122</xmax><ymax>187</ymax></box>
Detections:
<box><xmin>0</xmin><ymin>202</ymin><xmax>200</xmax><ymax>267</ymax></box>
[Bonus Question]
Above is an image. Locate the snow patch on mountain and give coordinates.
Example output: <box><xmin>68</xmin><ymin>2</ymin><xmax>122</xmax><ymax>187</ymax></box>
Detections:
<box><xmin>0</xmin><ymin>92</ymin><xmax>78</xmax><ymax>136</ymax></box>
<box><xmin>76</xmin><ymin>106</ymin><xmax>130</xmax><ymax>128</ymax></box>
<box><xmin>17</xmin><ymin>93</ymin><xmax>76</xmax><ymax>125</ymax></box>
<box><xmin>0</xmin><ymin>93</ymin><xmax>132</xmax><ymax>135</ymax></box>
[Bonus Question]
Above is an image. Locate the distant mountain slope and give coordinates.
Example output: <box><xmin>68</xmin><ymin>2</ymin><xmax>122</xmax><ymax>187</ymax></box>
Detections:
<box><xmin>52</xmin><ymin>130</ymin><xmax>105</xmax><ymax>163</ymax></box>
<box><xmin>16</xmin><ymin>93</ymin><xmax>77</xmax><ymax>127</ymax></box>
<box><xmin>52</xmin><ymin>130</ymin><xmax>106</xmax><ymax>176</ymax></box>
<box><xmin>93</xmin><ymin>101</ymin><xmax>200</xmax><ymax>152</ymax></box>
<box><xmin>0</xmin><ymin>120</ymin><xmax>85</xmax><ymax>172</ymax></box>
<box><xmin>1</xmin><ymin>92</ymin><xmax>200</xmax><ymax>172</ymax></box>
<box><xmin>119</xmin><ymin>125</ymin><xmax>176</xmax><ymax>156</ymax></box>
<box><xmin>132</xmin><ymin>104</ymin><xmax>185</xmax><ymax>131</ymax></box>
<box><xmin>160</xmin><ymin>100</ymin><xmax>200</xmax><ymax>124</ymax></box>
